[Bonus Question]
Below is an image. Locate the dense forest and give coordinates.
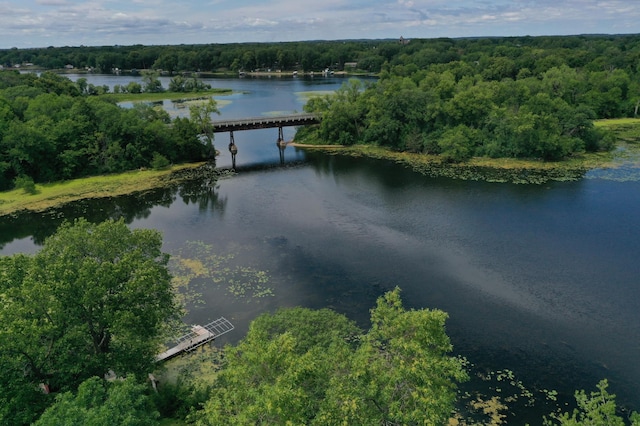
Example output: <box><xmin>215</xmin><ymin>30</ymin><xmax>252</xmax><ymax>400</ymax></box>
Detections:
<box><xmin>1</xmin><ymin>35</ymin><xmax>639</xmax><ymax>78</ymax></box>
<box><xmin>298</xmin><ymin>35</ymin><xmax>640</xmax><ymax>161</ymax></box>
<box><xmin>0</xmin><ymin>40</ymin><xmax>383</xmax><ymax>74</ymax></box>
<box><xmin>0</xmin><ymin>70</ymin><xmax>215</xmax><ymax>191</ymax></box>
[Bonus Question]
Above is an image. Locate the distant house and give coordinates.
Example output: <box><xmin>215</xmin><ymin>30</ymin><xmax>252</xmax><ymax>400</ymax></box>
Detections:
<box><xmin>344</xmin><ymin>62</ymin><xmax>358</xmax><ymax>69</ymax></box>
<box><xmin>399</xmin><ymin>36</ymin><xmax>410</xmax><ymax>45</ymax></box>
<box><xmin>65</xmin><ymin>64</ymin><xmax>74</xmax><ymax>69</ymax></box>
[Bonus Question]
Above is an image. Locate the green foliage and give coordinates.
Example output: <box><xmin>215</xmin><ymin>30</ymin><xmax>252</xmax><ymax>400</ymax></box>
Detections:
<box><xmin>151</xmin><ymin>152</ymin><xmax>171</xmax><ymax>170</ymax></box>
<box><xmin>34</xmin><ymin>376</ymin><xmax>160</xmax><ymax>426</ymax></box>
<box><xmin>544</xmin><ymin>379</ymin><xmax>640</xmax><ymax>426</ymax></box>
<box><xmin>13</xmin><ymin>174</ymin><xmax>37</xmax><ymax>194</ymax></box>
<box><xmin>438</xmin><ymin>125</ymin><xmax>478</xmax><ymax>162</ymax></box>
<box><xmin>142</xmin><ymin>70</ymin><xmax>164</xmax><ymax>93</ymax></box>
<box><xmin>0</xmin><ymin>72</ymin><xmax>208</xmax><ymax>190</ymax></box>
<box><xmin>169</xmin><ymin>75</ymin><xmax>211</xmax><ymax>92</ymax></box>
<box><xmin>0</xmin><ymin>218</ymin><xmax>181</xmax><ymax>425</ymax></box>
<box><xmin>196</xmin><ymin>288</ymin><xmax>467</xmax><ymax>425</ymax></box>
<box><xmin>298</xmin><ymin>36</ymin><xmax>640</xmax><ymax>162</ymax></box>
<box><xmin>189</xmin><ymin>99</ymin><xmax>220</xmax><ymax>158</ymax></box>
<box><xmin>127</xmin><ymin>81</ymin><xmax>143</xmax><ymax>94</ymax></box>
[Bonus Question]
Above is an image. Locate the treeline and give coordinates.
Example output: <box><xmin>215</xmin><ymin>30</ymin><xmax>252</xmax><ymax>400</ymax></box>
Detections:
<box><xmin>0</xmin><ymin>40</ymin><xmax>384</xmax><ymax>74</ymax></box>
<box><xmin>300</xmin><ymin>35</ymin><xmax>640</xmax><ymax>161</ymax></box>
<box><xmin>0</xmin><ymin>70</ymin><xmax>208</xmax><ymax>191</ymax></box>
<box><xmin>1</xmin><ymin>34</ymin><xmax>639</xmax><ymax>76</ymax></box>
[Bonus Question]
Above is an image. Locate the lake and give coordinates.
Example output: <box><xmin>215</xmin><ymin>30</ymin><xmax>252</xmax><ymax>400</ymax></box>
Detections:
<box><xmin>2</xmin><ymin>74</ymin><xmax>640</xmax><ymax>418</ymax></box>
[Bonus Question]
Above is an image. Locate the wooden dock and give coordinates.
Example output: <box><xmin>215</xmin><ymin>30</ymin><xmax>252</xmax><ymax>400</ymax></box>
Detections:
<box><xmin>156</xmin><ymin>317</ymin><xmax>234</xmax><ymax>362</ymax></box>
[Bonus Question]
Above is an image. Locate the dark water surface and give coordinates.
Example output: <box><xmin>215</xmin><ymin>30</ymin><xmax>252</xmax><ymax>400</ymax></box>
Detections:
<box><xmin>2</xmin><ymin>75</ymin><xmax>640</xmax><ymax>416</ymax></box>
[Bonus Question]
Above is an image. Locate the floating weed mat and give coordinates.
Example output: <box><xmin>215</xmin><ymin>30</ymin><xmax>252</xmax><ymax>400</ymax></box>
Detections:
<box><xmin>323</xmin><ymin>146</ymin><xmax>589</xmax><ymax>184</ymax></box>
<box><xmin>169</xmin><ymin>240</ymin><xmax>275</xmax><ymax>305</ymax></box>
<box><xmin>455</xmin><ymin>367</ymin><xmax>565</xmax><ymax>425</ymax></box>
<box><xmin>585</xmin><ymin>142</ymin><xmax>640</xmax><ymax>182</ymax></box>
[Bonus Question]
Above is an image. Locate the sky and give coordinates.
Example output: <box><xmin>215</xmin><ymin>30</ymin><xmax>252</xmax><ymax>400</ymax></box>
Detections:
<box><xmin>1</xmin><ymin>0</ymin><xmax>638</xmax><ymax>49</ymax></box>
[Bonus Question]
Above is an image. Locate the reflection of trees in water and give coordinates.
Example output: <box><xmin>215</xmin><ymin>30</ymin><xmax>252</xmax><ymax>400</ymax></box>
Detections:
<box><xmin>179</xmin><ymin>178</ymin><xmax>227</xmax><ymax>215</ymax></box>
<box><xmin>0</xmin><ymin>168</ymin><xmax>227</xmax><ymax>249</ymax></box>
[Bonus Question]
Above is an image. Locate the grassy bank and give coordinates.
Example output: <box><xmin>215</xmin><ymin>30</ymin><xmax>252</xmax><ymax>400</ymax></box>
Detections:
<box><xmin>594</xmin><ymin>117</ymin><xmax>640</xmax><ymax>143</ymax></box>
<box><xmin>0</xmin><ymin>163</ymin><xmax>206</xmax><ymax>217</ymax></box>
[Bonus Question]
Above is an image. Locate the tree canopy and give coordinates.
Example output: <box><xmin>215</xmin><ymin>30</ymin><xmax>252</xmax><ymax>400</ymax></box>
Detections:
<box><xmin>34</xmin><ymin>376</ymin><xmax>160</xmax><ymax>426</ymax></box>
<box><xmin>302</xmin><ymin>71</ymin><xmax>616</xmax><ymax>162</ymax></box>
<box><xmin>0</xmin><ymin>218</ymin><xmax>181</xmax><ymax>424</ymax></box>
<box><xmin>0</xmin><ymin>70</ymin><xmax>210</xmax><ymax>191</ymax></box>
<box><xmin>196</xmin><ymin>288</ymin><xmax>468</xmax><ymax>425</ymax></box>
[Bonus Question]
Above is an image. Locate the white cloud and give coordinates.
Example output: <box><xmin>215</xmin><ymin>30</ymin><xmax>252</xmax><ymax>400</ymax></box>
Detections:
<box><xmin>0</xmin><ymin>0</ymin><xmax>638</xmax><ymax>48</ymax></box>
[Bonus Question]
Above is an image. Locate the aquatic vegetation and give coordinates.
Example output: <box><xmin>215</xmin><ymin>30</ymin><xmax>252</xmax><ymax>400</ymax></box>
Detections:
<box><xmin>169</xmin><ymin>240</ymin><xmax>275</xmax><ymax>303</ymax></box>
<box><xmin>456</xmin><ymin>366</ymin><xmax>566</xmax><ymax>425</ymax></box>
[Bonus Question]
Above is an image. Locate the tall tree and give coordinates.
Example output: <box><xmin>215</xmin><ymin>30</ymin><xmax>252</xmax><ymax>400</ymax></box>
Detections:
<box><xmin>34</xmin><ymin>376</ymin><xmax>160</xmax><ymax>426</ymax></box>
<box><xmin>0</xmin><ymin>219</ymin><xmax>181</xmax><ymax>425</ymax></box>
<box><xmin>197</xmin><ymin>288</ymin><xmax>467</xmax><ymax>425</ymax></box>
<box><xmin>189</xmin><ymin>98</ymin><xmax>220</xmax><ymax>158</ymax></box>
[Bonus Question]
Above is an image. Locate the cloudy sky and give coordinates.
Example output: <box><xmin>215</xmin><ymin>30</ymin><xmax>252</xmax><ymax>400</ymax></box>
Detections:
<box><xmin>1</xmin><ymin>0</ymin><xmax>638</xmax><ymax>49</ymax></box>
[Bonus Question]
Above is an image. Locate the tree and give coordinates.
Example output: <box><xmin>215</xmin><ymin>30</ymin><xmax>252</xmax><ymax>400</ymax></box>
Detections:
<box><xmin>544</xmin><ymin>379</ymin><xmax>640</xmax><ymax>426</ymax></box>
<box><xmin>189</xmin><ymin>98</ymin><xmax>220</xmax><ymax>158</ymax></box>
<box><xmin>34</xmin><ymin>376</ymin><xmax>160</xmax><ymax>426</ymax></box>
<box><xmin>318</xmin><ymin>289</ymin><xmax>468</xmax><ymax>425</ymax></box>
<box><xmin>197</xmin><ymin>288</ymin><xmax>467</xmax><ymax>425</ymax></box>
<box><xmin>141</xmin><ymin>70</ymin><xmax>163</xmax><ymax>93</ymax></box>
<box><xmin>437</xmin><ymin>124</ymin><xmax>478</xmax><ymax>162</ymax></box>
<box><xmin>13</xmin><ymin>174</ymin><xmax>37</xmax><ymax>194</ymax></box>
<box><xmin>0</xmin><ymin>219</ymin><xmax>181</xmax><ymax>425</ymax></box>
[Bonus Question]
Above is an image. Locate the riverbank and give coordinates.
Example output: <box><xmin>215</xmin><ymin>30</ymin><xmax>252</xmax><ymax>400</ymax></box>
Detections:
<box><xmin>292</xmin><ymin>119</ymin><xmax>640</xmax><ymax>184</ymax></box>
<box><xmin>292</xmin><ymin>143</ymin><xmax>599</xmax><ymax>184</ymax></box>
<box><xmin>0</xmin><ymin>163</ymin><xmax>209</xmax><ymax>217</ymax></box>
<box><xmin>3</xmin><ymin>120</ymin><xmax>638</xmax><ymax>216</ymax></box>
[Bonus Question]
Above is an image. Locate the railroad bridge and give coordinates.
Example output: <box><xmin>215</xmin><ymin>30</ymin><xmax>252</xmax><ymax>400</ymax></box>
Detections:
<box><xmin>210</xmin><ymin>113</ymin><xmax>320</xmax><ymax>166</ymax></box>
<box><xmin>211</xmin><ymin>113</ymin><xmax>319</xmax><ymax>133</ymax></box>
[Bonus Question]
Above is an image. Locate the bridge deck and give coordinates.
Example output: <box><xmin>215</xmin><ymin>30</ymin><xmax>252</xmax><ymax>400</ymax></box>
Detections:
<box><xmin>212</xmin><ymin>113</ymin><xmax>319</xmax><ymax>133</ymax></box>
<box><xmin>156</xmin><ymin>317</ymin><xmax>234</xmax><ymax>362</ymax></box>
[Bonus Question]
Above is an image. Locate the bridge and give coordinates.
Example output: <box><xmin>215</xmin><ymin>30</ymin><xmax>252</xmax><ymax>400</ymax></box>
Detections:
<box><xmin>211</xmin><ymin>113</ymin><xmax>319</xmax><ymax>133</ymax></box>
<box><xmin>211</xmin><ymin>113</ymin><xmax>320</xmax><ymax>167</ymax></box>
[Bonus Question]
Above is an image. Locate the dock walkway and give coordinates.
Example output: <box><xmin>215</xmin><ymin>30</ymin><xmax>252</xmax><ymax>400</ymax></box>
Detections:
<box><xmin>156</xmin><ymin>317</ymin><xmax>234</xmax><ymax>362</ymax></box>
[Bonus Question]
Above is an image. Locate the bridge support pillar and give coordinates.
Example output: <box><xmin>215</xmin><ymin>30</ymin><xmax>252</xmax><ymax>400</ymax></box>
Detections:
<box><xmin>277</xmin><ymin>126</ymin><xmax>284</xmax><ymax>144</ymax></box>
<box><xmin>276</xmin><ymin>126</ymin><xmax>287</xmax><ymax>165</ymax></box>
<box><xmin>228</xmin><ymin>131</ymin><xmax>238</xmax><ymax>169</ymax></box>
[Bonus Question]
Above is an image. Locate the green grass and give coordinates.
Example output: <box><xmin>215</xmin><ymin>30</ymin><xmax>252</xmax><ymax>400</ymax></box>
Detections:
<box><xmin>0</xmin><ymin>163</ymin><xmax>204</xmax><ymax>217</ymax></box>
<box><xmin>103</xmin><ymin>88</ymin><xmax>232</xmax><ymax>103</ymax></box>
<box><xmin>593</xmin><ymin>117</ymin><xmax>640</xmax><ymax>127</ymax></box>
<box><xmin>594</xmin><ymin>117</ymin><xmax>640</xmax><ymax>144</ymax></box>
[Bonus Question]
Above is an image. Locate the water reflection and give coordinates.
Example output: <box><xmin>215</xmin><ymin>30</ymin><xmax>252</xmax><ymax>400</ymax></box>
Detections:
<box><xmin>0</xmin><ymin>172</ymin><xmax>228</xmax><ymax>251</ymax></box>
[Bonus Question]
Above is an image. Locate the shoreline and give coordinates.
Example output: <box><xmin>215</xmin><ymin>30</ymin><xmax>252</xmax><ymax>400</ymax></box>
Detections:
<box><xmin>1</xmin><ymin>139</ymin><xmax>635</xmax><ymax>217</ymax></box>
<box><xmin>0</xmin><ymin>163</ymin><xmax>208</xmax><ymax>218</ymax></box>
<box><xmin>290</xmin><ymin>142</ymin><xmax>637</xmax><ymax>184</ymax></box>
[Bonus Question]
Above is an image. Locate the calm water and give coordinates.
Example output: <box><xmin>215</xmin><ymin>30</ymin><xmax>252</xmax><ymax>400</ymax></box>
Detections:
<box><xmin>2</xmin><ymin>75</ymin><xmax>640</xmax><ymax>416</ymax></box>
